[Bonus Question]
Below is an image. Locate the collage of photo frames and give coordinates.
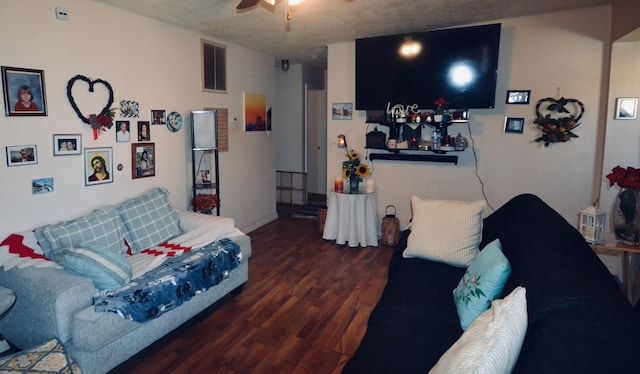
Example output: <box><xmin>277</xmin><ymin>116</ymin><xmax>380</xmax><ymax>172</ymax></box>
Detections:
<box><xmin>2</xmin><ymin>66</ymin><xmax>185</xmax><ymax>195</ymax></box>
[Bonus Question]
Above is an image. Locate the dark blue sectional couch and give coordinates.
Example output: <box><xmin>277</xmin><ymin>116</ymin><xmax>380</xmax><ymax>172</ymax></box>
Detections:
<box><xmin>343</xmin><ymin>194</ymin><xmax>640</xmax><ymax>373</ymax></box>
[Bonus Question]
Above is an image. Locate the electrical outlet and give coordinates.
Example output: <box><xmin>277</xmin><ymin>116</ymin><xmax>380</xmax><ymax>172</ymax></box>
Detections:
<box><xmin>55</xmin><ymin>7</ymin><xmax>70</xmax><ymax>21</ymax></box>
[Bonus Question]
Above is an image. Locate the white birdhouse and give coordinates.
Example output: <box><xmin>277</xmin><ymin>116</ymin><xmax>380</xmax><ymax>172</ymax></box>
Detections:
<box><xmin>579</xmin><ymin>205</ymin><xmax>606</xmax><ymax>244</ymax></box>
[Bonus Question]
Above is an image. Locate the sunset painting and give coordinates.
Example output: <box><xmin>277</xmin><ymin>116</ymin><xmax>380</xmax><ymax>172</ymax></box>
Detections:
<box><xmin>244</xmin><ymin>93</ymin><xmax>267</xmax><ymax>131</ymax></box>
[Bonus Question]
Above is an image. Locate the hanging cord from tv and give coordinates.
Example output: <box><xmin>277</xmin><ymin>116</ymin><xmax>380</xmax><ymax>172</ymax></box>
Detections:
<box><xmin>188</xmin><ymin>152</ymin><xmax>208</xmax><ymax>210</ymax></box>
<box><xmin>467</xmin><ymin>121</ymin><xmax>495</xmax><ymax>212</ymax></box>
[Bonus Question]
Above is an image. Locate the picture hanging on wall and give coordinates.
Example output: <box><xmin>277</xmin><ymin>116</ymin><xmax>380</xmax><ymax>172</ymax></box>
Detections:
<box><xmin>137</xmin><ymin>121</ymin><xmax>151</xmax><ymax>141</ymax></box>
<box><xmin>332</xmin><ymin>103</ymin><xmax>353</xmax><ymax>120</ymax></box>
<box><xmin>504</xmin><ymin>117</ymin><xmax>525</xmax><ymax>133</ymax></box>
<box><xmin>2</xmin><ymin>66</ymin><xmax>47</xmax><ymax>116</ymax></box>
<box><xmin>615</xmin><ymin>97</ymin><xmax>638</xmax><ymax>120</ymax></box>
<box><xmin>6</xmin><ymin>145</ymin><xmax>37</xmax><ymax>166</ymax></box>
<box><xmin>84</xmin><ymin>147</ymin><xmax>113</xmax><ymax>186</ymax></box>
<box><xmin>32</xmin><ymin>177</ymin><xmax>54</xmax><ymax>194</ymax></box>
<box><xmin>506</xmin><ymin>90</ymin><xmax>530</xmax><ymax>105</ymax></box>
<box><xmin>115</xmin><ymin>121</ymin><xmax>131</xmax><ymax>143</ymax></box>
<box><xmin>120</xmin><ymin>100</ymin><xmax>139</xmax><ymax>118</ymax></box>
<box><xmin>244</xmin><ymin>93</ymin><xmax>267</xmax><ymax>131</ymax></box>
<box><xmin>53</xmin><ymin>134</ymin><xmax>82</xmax><ymax>156</ymax></box>
<box><xmin>151</xmin><ymin>109</ymin><xmax>166</xmax><ymax>125</ymax></box>
<box><xmin>131</xmin><ymin>142</ymin><xmax>155</xmax><ymax>179</ymax></box>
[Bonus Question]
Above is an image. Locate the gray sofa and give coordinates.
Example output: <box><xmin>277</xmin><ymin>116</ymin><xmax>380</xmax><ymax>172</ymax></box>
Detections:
<box><xmin>0</xmin><ymin>189</ymin><xmax>251</xmax><ymax>374</ymax></box>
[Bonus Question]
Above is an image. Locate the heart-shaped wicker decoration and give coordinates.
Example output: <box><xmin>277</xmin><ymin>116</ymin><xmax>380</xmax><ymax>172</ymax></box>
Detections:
<box><xmin>66</xmin><ymin>75</ymin><xmax>114</xmax><ymax>124</ymax></box>
<box><xmin>534</xmin><ymin>97</ymin><xmax>584</xmax><ymax>146</ymax></box>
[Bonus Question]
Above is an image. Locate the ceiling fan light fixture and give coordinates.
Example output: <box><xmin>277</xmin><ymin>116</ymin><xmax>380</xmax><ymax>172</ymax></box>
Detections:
<box><xmin>281</xmin><ymin>59</ymin><xmax>290</xmax><ymax>71</ymax></box>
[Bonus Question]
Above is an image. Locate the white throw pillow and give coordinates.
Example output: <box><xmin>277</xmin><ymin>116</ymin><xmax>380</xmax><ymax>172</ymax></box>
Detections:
<box><xmin>404</xmin><ymin>197</ymin><xmax>485</xmax><ymax>267</ymax></box>
<box><xmin>430</xmin><ymin>286</ymin><xmax>528</xmax><ymax>374</ymax></box>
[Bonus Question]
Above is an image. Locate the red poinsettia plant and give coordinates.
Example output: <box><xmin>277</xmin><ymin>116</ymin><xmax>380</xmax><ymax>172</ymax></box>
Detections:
<box><xmin>606</xmin><ymin>166</ymin><xmax>640</xmax><ymax>189</ymax></box>
<box><xmin>433</xmin><ymin>97</ymin><xmax>449</xmax><ymax>115</ymax></box>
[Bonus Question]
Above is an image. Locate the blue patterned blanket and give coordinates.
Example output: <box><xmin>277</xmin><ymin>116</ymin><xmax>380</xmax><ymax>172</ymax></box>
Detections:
<box><xmin>94</xmin><ymin>238</ymin><xmax>241</xmax><ymax>322</ymax></box>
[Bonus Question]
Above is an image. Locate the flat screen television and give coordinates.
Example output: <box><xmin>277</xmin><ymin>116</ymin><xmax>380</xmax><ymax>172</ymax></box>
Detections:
<box><xmin>355</xmin><ymin>23</ymin><xmax>501</xmax><ymax>111</ymax></box>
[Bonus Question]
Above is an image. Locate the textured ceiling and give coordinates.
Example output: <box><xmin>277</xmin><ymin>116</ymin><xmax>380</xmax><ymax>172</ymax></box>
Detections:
<box><xmin>95</xmin><ymin>0</ymin><xmax>611</xmax><ymax>68</ymax></box>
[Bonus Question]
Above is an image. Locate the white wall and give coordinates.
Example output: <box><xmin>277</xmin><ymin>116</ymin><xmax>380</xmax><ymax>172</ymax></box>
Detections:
<box><xmin>600</xmin><ymin>41</ymin><xmax>640</xmax><ymax>221</ymax></box>
<box><xmin>327</xmin><ymin>6</ymin><xmax>612</xmax><ymax>227</ymax></box>
<box><xmin>0</xmin><ymin>0</ymin><xmax>277</xmax><ymax>238</ymax></box>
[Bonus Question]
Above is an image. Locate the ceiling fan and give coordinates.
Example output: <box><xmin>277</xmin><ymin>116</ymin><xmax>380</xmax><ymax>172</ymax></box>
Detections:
<box><xmin>236</xmin><ymin>0</ymin><xmax>306</xmax><ymax>20</ymax></box>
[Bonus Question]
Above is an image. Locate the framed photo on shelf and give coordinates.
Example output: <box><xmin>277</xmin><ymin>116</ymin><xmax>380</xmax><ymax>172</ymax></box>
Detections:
<box><xmin>84</xmin><ymin>147</ymin><xmax>113</xmax><ymax>186</ymax></box>
<box><xmin>504</xmin><ymin>117</ymin><xmax>525</xmax><ymax>133</ymax></box>
<box><xmin>506</xmin><ymin>90</ymin><xmax>530</xmax><ymax>105</ymax></box>
<box><xmin>615</xmin><ymin>97</ymin><xmax>638</xmax><ymax>120</ymax></box>
<box><xmin>6</xmin><ymin>145</ymin><xmax>37</xmax><ymax>166</ymax></box>
<box><xmin>131</xmin><ymin>142</ymin><xmax>155</xmax><ymax>179</ymax></box>
<box><xmin>2</xmin><ymin>66</ymin><xmax>47</xmax><ymax>116</ymax></box>
<box><xmin>53</xmin><ymin>134</ymin><xmax>81</xmax><ymax>156</ymax></box>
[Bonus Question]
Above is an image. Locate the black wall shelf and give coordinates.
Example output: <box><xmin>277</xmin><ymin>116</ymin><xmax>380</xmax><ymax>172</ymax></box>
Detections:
<box><xmin>370</xmin><ymin>152</ymin><xmax>458</xmax><ymax>164</ymax></box>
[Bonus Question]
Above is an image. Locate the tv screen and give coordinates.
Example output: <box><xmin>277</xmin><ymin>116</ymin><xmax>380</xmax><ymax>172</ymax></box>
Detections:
<box><xmin>355</xmin><ymin>23</ymin><xmax>501</xmax><ymax>111</ymax></box>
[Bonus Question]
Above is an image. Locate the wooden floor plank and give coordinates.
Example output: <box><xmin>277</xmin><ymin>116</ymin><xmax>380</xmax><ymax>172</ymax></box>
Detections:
<box><xmin>110</xmin><ymin>204</ymin><xmax>393</xmax><ymax>373</ymax></box>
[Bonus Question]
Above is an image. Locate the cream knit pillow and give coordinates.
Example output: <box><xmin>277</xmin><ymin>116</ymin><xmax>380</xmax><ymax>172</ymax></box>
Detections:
<box><xmin>404</xmin><ymin>197</ymin><xmax>485</xmax><ymax>267</ymax></box>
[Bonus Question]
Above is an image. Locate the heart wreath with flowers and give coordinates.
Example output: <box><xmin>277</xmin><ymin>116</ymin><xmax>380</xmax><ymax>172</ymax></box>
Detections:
<box><xmin>533</xmin><ymin>97</ymin><xmax>584</xmax><ymax>147</ymax></box>
<box><xmin>66</xmin><ymin>75</ymin><xmax>116</xmax><ymax>140</ymax></box>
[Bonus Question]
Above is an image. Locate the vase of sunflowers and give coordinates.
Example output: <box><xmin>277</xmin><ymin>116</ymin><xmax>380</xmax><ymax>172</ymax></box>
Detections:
<box><xmin>342</xmin><ymin>149</ymin><xmax>371</xmax><ymax>193</ymax></box>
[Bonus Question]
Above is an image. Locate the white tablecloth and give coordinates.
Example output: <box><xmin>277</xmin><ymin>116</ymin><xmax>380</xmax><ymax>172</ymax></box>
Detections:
<box><xmin>322</xmin><ymin>190</ymin><xmax>381</xmax><ymax>247</ymax></box>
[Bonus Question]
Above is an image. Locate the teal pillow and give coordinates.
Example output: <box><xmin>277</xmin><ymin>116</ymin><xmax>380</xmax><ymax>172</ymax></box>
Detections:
<box><xmin>117</xmin><ymin>188</ymin><xmax>183</xmax><ymax>253</ymax></box>
<box><xmin>453</xmin><ymin>238</ymin><xmax>511</xmax><ymax>330</ymax></box>
<box><xmin>42</xmin><ymin>206</ymin><xmax>127</xmax><ymax>262</ymax></box>
<box><xmin>60</xmin><ymin>245</ymin><xmax>132</xmax><ymax>290</ymax></box>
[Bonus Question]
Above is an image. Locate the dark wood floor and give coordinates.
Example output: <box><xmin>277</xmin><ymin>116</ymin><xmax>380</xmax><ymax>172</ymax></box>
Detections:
<box><xmin>110</xmin><ymin>204</ymin><xmax>393</xmax><ymax>373</ymax></box>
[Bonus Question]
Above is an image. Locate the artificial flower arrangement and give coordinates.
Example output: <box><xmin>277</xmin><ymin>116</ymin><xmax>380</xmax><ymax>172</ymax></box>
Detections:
<box><xmin>342</xmin><ymin>149</ymin><xmax>371</xmax><ymax>182</ymax></box>
<box><xmin>88</xmin><ymin>108</ymin><xmax>116</xmax><ymax>139</ymax></box>
<box><xmin>606</xmin><ymin>165</ymin><xmax>640</xmax><ymax>244</ymax></box>
<box><xmin>534</xmin><ymin>97</ymin><xmax>583</xmax><ymax>147</ymax></box>
<box><xmin>606</xmin><ymin>165</ymin><xmax>640</xmax><ymax>189</ymax></box>
<box><xmin>433</xmin><ymin>97</ymin><xmax>449</xmax><ymax>115</ymax></box>
<box><xmin>191</xmin><ymin>194</ymin><xmax>218</xmax><ymax>212</ymax></box>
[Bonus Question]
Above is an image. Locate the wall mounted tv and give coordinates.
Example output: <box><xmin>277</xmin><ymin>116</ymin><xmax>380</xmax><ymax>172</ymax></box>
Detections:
<box><xmin>355</xmin><ymin>23</ymin><xmax>501</xmax><ymax>111</ymax></box>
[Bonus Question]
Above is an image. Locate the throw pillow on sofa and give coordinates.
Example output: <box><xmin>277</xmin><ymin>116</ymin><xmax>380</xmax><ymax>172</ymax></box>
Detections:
<box><xmin>430</xmin><ymin>286</ymin><xmax>527</xmax><ymax>374</ymax></box>
<box><xmin>453</xmin><ymin>238</ymin><xmax>511</xmax><ymax>330</ymax></box>
<box><xmin>60</xmin><ymin>244</ymin><xmax>133</xmax><ymax>290</ymax></box>
<box><xmin>404</xmin><ymin>197</ymin><xmax>485</xmax><ymax>267</ymax></box>
<box><xmin>42</xmin><ymin>205</ymin><xmax>128</xmax><ymax>262</ymax></box>
<box><xmin>117</xmin><ymin>187</ymin><xmax>183</xmax><ymax>253</ymax></box>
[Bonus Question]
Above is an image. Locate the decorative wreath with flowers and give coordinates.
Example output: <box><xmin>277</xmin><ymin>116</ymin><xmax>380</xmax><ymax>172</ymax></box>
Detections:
<box><xmin>66</xmin><ymin>75</ymin><xmax>116</xmax><ymax>140</ymax></box>
<box><xmin>534</xmin><ymin>97</ymin><xmax>584</xmax><ymax>147</ymax></box>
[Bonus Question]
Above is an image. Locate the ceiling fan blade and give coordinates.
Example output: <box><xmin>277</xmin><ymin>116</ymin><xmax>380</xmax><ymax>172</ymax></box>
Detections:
<box><xmin>236</xmin><ymin>0</ymin><xmax>262</xmax><ymax>10</ymax></box>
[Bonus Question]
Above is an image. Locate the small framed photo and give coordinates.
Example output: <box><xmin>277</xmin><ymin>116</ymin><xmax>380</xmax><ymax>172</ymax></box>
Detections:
<box><xmin>132</xmin><ymin>142</ymin><xmax>155</xmax><ymax>179</ymax></box>
<box><xmin>137</xmin><ymin>121</ymin><xmax>150</xmax><ymax>141</ymax></box>
<box><xmin>84</xmin><ymin>147</ymin><xmax>113</xmax><ymax>186</ymax></box>
<box><xmin>6</xmin><ymin>145</ymin><xmax>37</xmax><ymax>166</ymax></box>
<box><xmin>615</xmin><ymin>97</ymin><xmax>638</xmax><ymax>120</ymax></box>
<box><xmin>151</xmin><ymin>109</ymin><xmax>166</xmax><ymax>125</ymax></box>
<box><xmin>506</xmin><ymin>90</ymin><xmax>530</xmax><ymax>105</ymax></box>
<box><xmin>504</xmin><ymin>117</ymin><xmax>525</xmax><ymax>133</ymax></box>
<box><xmin>53</xmin><ymin>134</ymin><xmax>81</xmax><ymax>156</ymax></box>
<box><xmin>115</xmin><ymin>121</ymin><xmax>131</xmax><ymax>143</ymax></box>
<box><xmin>332</xmin><ymin>103</ymin><xmax>353</xmax><ymax>120</ymax></box>
<box><xmin>32</xmin><ymin>177</ymin><xmax>54</xmax><ymax>194</ymax></box>
<box><xmin>2</xmin><ymin>66</ymin><xmax>47</xmax><ymax>116</ymax></box>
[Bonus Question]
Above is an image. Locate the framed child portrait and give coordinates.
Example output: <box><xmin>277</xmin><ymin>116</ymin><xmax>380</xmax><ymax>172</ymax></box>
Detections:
<box><xmin>84</xmin><ymin>147</ymin><xmax>113</xmax><ymax>186</ymax></box>
<box><xmin>2</xmin><ymin>66</ymin><xmax>48</xmax><ymax>116</ymax></box>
